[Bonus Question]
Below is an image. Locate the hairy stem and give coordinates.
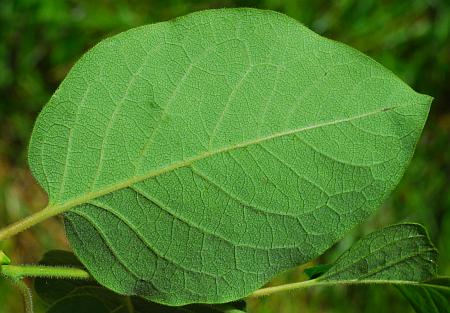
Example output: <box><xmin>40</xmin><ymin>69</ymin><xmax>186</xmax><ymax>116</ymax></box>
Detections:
<box><xmin>0</xmin><ymin>204</ymin><xmax>67</xmax><ymax>241</ymax></box>
<box><xmin>1</xmin><ymin>264</ymin><xmax>91</xmax><ymax>280</ymax></box>
<box><xmin>13</xmin><ymin>278</ymin><xmax>34</xmax><ymax>313</ymax></box>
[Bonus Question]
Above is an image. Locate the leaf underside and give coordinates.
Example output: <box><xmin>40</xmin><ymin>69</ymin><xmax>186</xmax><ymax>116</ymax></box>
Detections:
<box><xmin>305</xmin><ymin>224</ymin><xmax>448</xmax><ymax>313</ymax></box>
<box><xmin>28</xmin><ymin>8</ymin><xmax>432</xmax><ymax>305</ymax></box>
<box><xmin>319</xmin><ymin>223</ymin><xmax>438</xmax><ymax>283</ymax></box>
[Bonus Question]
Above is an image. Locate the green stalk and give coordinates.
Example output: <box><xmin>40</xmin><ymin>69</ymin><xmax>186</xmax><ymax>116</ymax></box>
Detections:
<box><xmin>13</xmin><ymin>278</ymin><xmax>34</xmax><ymax>313</ymax></box>
<box><xmin>0</xmin><ymin>204</ymin><xmax>68</xmax><ymax>241</ymax></box>
<box><xmin>1</xmin><ymin>264</ymin><xmax>91</xmax><ymax>280</ymax></box>
<box><xmin>248</xmin><ymin>279</ymin><xmax>425</xmax><ymax>298</ymax></box>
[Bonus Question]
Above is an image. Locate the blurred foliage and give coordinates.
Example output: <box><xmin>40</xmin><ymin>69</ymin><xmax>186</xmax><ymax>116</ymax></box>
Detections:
<box><xmin>0</xmin><ymin>0</ymin><xmax>449</xmax><ymax>313</ymax></box>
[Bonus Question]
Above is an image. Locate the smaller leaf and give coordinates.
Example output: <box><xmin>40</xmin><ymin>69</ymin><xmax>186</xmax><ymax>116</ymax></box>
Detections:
<box><xmin>250</xmin><ymin>223</ymin><xmax>447</xmax><ymax>313</ymax></box>
<box><xmin>46</xmin><ymin>295</ymin><xmax>110</xmax><ymax>313</ymax></box>
<box><xmin>314</xmin><ymin>223</ymin><xmax>448</xmax><ymax>313</ymax></box>
<box><xmin>38</xmin><ymin>250</ymin><xmax>84</xmax><ymax>267</ymax></box>
<box><xmin>319</xmin><ymin>223</ymin><xmax>438</xmax><ymax>282</ymax></box>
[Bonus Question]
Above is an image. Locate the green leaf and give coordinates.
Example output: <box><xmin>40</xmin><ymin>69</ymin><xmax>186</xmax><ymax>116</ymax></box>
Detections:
<box><xmin>252</xmin><ymin>224</ymin><xmax>448</xmax><ymax>313</ymax></box>
<box><xmin>35</xmin><ymin>250</ymin><xmax>246</xmax><ymax>313</ymax></box>
<box><xmin>397</xmin><ymin>278</ymin><xmax>450</xmax><ymax>313</ymax></box>
<box><xmin>28</xmin><ymin>8</ymin><xmax>431</xmax><ymax>305</ymax></box>
<box><xmin>316</xmin><ymin>224</ymin><xmax>449</xmax><ymax>313</ymax></box>
<box><xmin>319</xmin><ymin>223</ymin><xmax>438</xmax><ymax>283</ymax></box>
<box><xmin>46</xmin><ymin>295</ymin><xmax>111</xmax><ymax>313</ymax></box>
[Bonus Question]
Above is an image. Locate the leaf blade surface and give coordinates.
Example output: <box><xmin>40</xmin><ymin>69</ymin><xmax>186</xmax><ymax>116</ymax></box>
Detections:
<box><xmin>28</xmin><ymin>8</ymin><xmax>432</xmax><ymax>304</ymax></box>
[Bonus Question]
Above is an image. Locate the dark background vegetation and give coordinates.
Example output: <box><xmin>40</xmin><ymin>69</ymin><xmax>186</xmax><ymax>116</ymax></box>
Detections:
<box><xmin>0</xmin><ymin>1</ymin><xmax>449</xmax><ymax>312</ymax></box>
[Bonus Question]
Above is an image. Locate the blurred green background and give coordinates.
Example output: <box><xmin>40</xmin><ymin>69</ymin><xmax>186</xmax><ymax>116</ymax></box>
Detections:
<box><xmin>0</xmin><ymin>0</ymin><xmax>449</xmax><ymax>312</ymax></box>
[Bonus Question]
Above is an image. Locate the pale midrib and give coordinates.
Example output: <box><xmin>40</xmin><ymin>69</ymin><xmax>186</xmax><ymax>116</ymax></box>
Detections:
<box><xmin>45</xmin><ymin>104</ymin><xmax>407</xmax><ymax>216</ymax></box>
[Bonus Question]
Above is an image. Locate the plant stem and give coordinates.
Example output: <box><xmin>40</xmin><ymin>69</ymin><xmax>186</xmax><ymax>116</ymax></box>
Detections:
<box><xmin>248</xmin><ymin>279</ymin><xmax>424</xmax><ymax>298</ymax></box>
<box><xmin>1</xmin><ymin>264</ymin><xmax>91</xmax><ymax>280</ymax></box>
<box><xmin>249</xmin><ymin>279</ymin><xmax>320</xmax><ymax>297</ymax></box>
<box><xmin>0</xmin><ymin>204</ymin><xmax>67</xmax><ymax>241</ymax></box>
<box><xmin>124</xmin><ymin>296</ymin><xmax>134</xmax><ymax>313</ymax></box>
<box><xmin>12</xmin><ymin>278</ymin><xmax>34</xmax><ymax>313</ymax></box>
